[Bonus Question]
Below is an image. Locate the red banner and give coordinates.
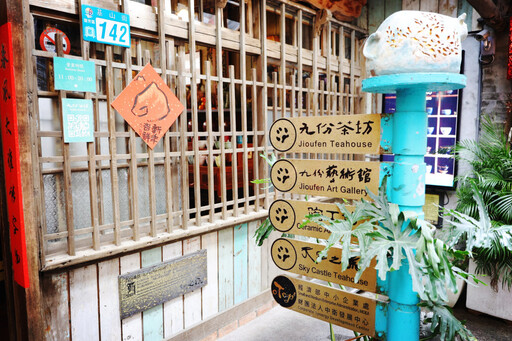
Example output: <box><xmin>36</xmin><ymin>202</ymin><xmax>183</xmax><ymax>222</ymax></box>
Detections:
<box><xmin>508</xmin><ymin>17</ymin><xmax>512</xmax><ymax>80</ymax></box>
<box><xmin>0</xmin><ymin>23</ymin><xmax>30</xmax><ymax>288</ymax></box>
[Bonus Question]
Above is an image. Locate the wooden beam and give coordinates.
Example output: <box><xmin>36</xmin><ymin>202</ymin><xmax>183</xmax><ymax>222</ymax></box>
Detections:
<box><xmin>467</xmin><ymin>0</ymin><xmax>509</xmax><ymax>31</ymax></box>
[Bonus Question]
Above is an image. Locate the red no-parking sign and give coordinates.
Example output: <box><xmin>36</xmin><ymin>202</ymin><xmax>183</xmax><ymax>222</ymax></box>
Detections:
<box><xmin>39</xmin><ymin>27</ymin><xmax>70</xmax><ymax>54</ymax></box>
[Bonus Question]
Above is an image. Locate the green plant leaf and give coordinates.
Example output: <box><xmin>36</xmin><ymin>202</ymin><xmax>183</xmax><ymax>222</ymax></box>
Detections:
<box><xmin>253</xmin><ymin>218</ymin><xmax>274</xmax><ymax>247</ymax></box>
<box><xmin>419</xmin><ymin>302</ymin><xmax>476</xmax><ymax>341</ymax></box>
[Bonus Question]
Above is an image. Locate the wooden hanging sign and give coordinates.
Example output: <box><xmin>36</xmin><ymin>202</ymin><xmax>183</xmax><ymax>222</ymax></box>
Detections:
<box><xmin>0</xmin><ymin>23</ymin><xmax>30</xmax><ymax>288</ymax></box>
<box><xmin>270</xmin><ymin>114</ymin><xmax>382</xmax><ymax>154</ymax></box>
<box><xmin>271</xmin><ymin>238</ymin><xmax>377</xmax><ymax>292</ymax></box>
<box><xmin>119</xmin><ymin>249</ymin><xmax>207</xmax><ymax>319</ymax></box>
<box><xmin>272</xmin><ymin>275</ymin><xmax>378</xmax><ymax>336</ymax></box>
<box><xmin>270</xmin><ymin>159</ymin><xmax>380</xmax><ymax>200</ymax></box>
<box><xmin>269</xmin><ymin>199</ymin><xmax>355</xmax><ymax>239</ymax></box>
<box><xmin>111</xmin><ymin>64</ymin><xmax>184</xmax><ymax>149</ymax></box>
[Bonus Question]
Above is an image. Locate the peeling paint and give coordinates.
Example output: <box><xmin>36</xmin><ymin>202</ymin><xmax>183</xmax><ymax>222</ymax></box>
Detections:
<box><xmin>411</xmin><ymin>164</ymin><xmax>419</xmax><ymax>173</ymax></box>
<box><xmin>416</xmin><ymin>178</ymin><xmax>425</xmax><ymax>196</ymax></box>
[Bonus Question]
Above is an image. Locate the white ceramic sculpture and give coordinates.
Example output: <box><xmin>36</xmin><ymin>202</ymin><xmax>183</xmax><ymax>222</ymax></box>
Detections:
<box><xmin>363</xmin><ymin>11</ymin><xmax>468</xmax><ymax>76</ymax></box>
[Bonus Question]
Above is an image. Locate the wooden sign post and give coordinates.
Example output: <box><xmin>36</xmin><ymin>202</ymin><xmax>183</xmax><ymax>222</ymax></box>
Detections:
<box><xmin>267</xmin><ymin>111</ymin><xmax>387</xmax><ymax>337</ymax></box>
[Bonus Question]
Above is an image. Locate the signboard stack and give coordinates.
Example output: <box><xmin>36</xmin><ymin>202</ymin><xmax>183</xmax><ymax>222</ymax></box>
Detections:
<box><xmin>268</xmin><ymin>114</ymin><xmax>388</xmax><ymax>338</ymax></box>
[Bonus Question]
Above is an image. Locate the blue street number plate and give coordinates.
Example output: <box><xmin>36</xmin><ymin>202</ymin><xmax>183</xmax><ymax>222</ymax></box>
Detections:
<box><xmin>81</xmin><ymin>4</ymin><xmax>130</xmax><ymax>48</ymax></box>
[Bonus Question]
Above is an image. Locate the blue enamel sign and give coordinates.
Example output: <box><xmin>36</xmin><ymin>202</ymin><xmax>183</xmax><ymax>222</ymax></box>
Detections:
<box><xmin>81</xmin><ymin>4</ymin><xmax>131</xmax><ymax>48</ymax></box>
<box><xmin>62</xmin><ymin>99</ymin><xmax>94</xmax><ymax>143</ymax></box>
<box><xmin>53</xmin><ymin>57</ymin><xmax>96</xmax><ymax>92</ymax></box>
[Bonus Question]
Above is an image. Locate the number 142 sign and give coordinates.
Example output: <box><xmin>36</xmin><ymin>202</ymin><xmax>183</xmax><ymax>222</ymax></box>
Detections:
<box><xmin>81</xmin><ymin>4</ymin><xmax>131</xmax><ymax>48</ymax></box>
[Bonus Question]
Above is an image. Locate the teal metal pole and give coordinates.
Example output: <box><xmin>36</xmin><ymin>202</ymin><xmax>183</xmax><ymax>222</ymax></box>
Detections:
<box><xmin>363</xmin><ymin>73</ymin><xmax>466</xmax><ymax>340</ymax></box>
<box><xmin>387</xmin><ymin>87</ymin><xmax>426</xmax><ymax>340</ymax></box>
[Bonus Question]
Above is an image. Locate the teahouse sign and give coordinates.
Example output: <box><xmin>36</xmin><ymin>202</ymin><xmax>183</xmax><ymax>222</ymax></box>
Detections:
<box><xmin>271</xmin><ymin>238</ymin><xmax>378</xmax><ymax>292</ymax></box>
<box><xmin>270</xmin><ymin>114</ymin><xmax>382</xmax><ymax>154</ymax></box>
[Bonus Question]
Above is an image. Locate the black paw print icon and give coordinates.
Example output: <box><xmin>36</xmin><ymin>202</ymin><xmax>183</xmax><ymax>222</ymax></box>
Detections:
<box><xmin>269</xmin><ymin>200</ymin><xmax>295</xmax><ymax>232</ymax></box>
<box><xmin>270</xmin><ymin>119</ymin><xmax>296</xmax><ymax>152</ymax></box>
<box><xmin>275</xmin><ymin>127</ymin><xmax>289</xmax><ymax>144</ymax></box>
<box><xmin>277</xmin><ymin>245</ymin><xmax>290</xmax><ymax>262</ymax></box>
<box><xmin>275</xmin><ymin>207</ymin><xmax>289</xmax><ymax>224</ymax></box>
<box><xmin>276</xmin><ymin>167</ymin><xmax>290</xmax><ymax>184</ymax></box>
<box><xmin>272</xmin><ymin>238</ymin><xmax>297</xmax><ymax>270</ymax></box>
<box><xmin>271</xmin><ymin>160</ymin><xmax>297</xmax><ymax>192</ymax></box>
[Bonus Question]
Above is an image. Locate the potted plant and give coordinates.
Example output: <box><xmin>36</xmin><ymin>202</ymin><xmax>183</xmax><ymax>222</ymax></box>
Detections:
<box><xmin>452</xmin><ymin>116</ymin><xmax>512</xmax><ymax>320</ymax></box>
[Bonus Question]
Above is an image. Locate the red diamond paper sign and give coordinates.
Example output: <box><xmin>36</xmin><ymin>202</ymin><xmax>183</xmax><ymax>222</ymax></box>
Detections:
<box><xmin>111</xmin><ymin>64</ymin><xmax>184</xmax><ymax>149</ymax></box>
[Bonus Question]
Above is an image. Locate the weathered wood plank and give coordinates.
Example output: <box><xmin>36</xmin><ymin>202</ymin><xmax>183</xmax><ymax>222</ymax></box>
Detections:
<box><xmin>106</xmin><ymin>45</ymin><xmax>121</xmax><ymax>245</ymax></box>
<box><xmin>251</xmin><ymin>68</ymin><xmax>260</xmax><ymax>211</ymax></box>
<box><xmin>121</xmin><ymin>253</ymin><xmax>142</xmax><ymax>341</ymax></box>
<box><xmin>216</xmin><ymin>4</ymin><xmax>228</xmax><ymax>219</ymax></box>
<box><xmin>385</xmin><ymin>0</ymin><xmax>402</xmax><ymax>17</ymax></box>
<box><xmin>177</xmin><ymin>46</ymin><xmax>189</xmax><ymax>229</ymax></box>
<box><xmin>163</xmin><ymin>241</ymin><xmax>184</xmax><ymax>338</ymax></box>
<box><xmin>70</xmin><ymin>265</ymin><xmax>99</xmax><ymax>340</ymax></box>
<box><xmin>248</xmin><ymin>221</ymin><xmax>262</xmax><ymax>297</ymax></box>
<box><xmin>260</xmin><ymin>230</ymin><xmax>270</xmax><ymax>291</ymax></box>
<box><xmin>368</xmin><ymin>0</ymin><xmax>385</xmax><ymax>34</ymax></box>
<box><xmin>55</xmin><ymin>34</ymin><xmax>75</xmax><ymax>255</ymax></box>
<box><xmin>420</xmin><ymin>0</ymin><xmax>438</xmax><ymax>12</ymax></box>
<box><xmin>42</xmin><ymin>272</ymin><xmax>70</xmax><ymax>340</ymax></box>
<box><xmin>229</xmin><ymin>65</ymin><xmax>239</xmax><ymax>216</ymax></box>
<box><xmin>241</xmin><ymin>0</ymin><xmax>250</xmax><ymax>214</ymax></box>
<box><xmin>234</xmin><ymin>224</ymin><xmax>248</xmax><ymax>304</ymax></box>
<box><xmin>201</xmin><ymin>231</ymin><xmax>219</xmax><ymax>318</ymax></box>
<box><xmin>297</xmin><ymin>9</ymin><xmax>304</xmax><ymax>119</ymax></box>
<box><xmin>357</xmin><ymin>3</ymin><xmax>369</xmax><ymax>30</ymax></box>
<box><xmin>183</xmin><ymin>236</ymin><xmax>202</xmax><ymax>327</ymax></box>
<box><xmin>77</xmin><ymin>0</ymin><xmax>100</xmax><ymax>250</ymax></box>
<box><xmin>98</xmin><ymin>258</ymin><xmax>121</xmax><ymax>340</ymax></box>
<box><xmin>141</xmin><ymin>247</ymin><xmax>164</xmax><ymax>341</ymax></box>
<box><xmin>167</xmin><ymin>39</ymin><xmax>180</xmax><ymax>231</ymax></box>
<box><xmin>402</xmin><ymin>0</ymin><xmax>420</xmax><ymax>10</ymax></box>
<box><xmin>458</xmin><ymin>0</ymin><xmax>473</xmax><ymax>30</ymax></box>
<box><xmin>158</xmin><ymin>0</ymin><xmax>174</xmax><ymax>233</ymax></box>
<box><xmin>218</xmin><ymin>227</ymin><xmax>234</xmax><ymax>311</ymax></box>
<box><xmin>189</xmin><ymin>0</ymin><xmax>202</xmax><ymax>224</ymax></box>
<box><xmin>439</xmin><ymin>0</ymin><xmax>458</xmax><ymax>17</ymax></box>
<box><xmin>205</xmin><ymin>61</ymin><xmax>215</xmax><ymax>222</ymax></box>
<box><xmin>261</xmin><ymin>0</ymin><xmax>270</xmax><ymax>209</ymax></box>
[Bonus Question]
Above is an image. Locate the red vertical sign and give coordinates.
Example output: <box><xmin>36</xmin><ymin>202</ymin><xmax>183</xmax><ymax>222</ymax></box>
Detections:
<box><xmin>0</xmin><ymin>23</ymin><xmax>30</xmax><ymax>288</ymax></box>
<box><xmin>508</xmin><ymin>17</ymin><xmax>512</xmax><ymax>80</ymax></box>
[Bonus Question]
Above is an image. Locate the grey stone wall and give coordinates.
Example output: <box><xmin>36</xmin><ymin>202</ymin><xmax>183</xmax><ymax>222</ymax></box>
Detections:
<box><xmin>480</xmin><ymin>30</ymin><xmax>512</xmax><ymax>127</ymax></box>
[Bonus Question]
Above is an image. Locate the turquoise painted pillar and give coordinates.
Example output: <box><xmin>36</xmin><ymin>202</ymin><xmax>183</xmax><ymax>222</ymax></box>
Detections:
<box><xmin>363</xmin><ymin>73</ymin><xmax>466</xmax><ymax>340</ymax></box>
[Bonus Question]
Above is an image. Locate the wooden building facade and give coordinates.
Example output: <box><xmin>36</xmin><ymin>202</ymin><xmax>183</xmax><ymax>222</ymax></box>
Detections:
<box><xmin>0</xmin><ymin>0</ymin><xmax>484</xmax><ymax>340</ymax></box>
<box><xmin>0</xmin><ymin>0</ymin><xmax>369</xmax><ymax>339</ymax></box>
